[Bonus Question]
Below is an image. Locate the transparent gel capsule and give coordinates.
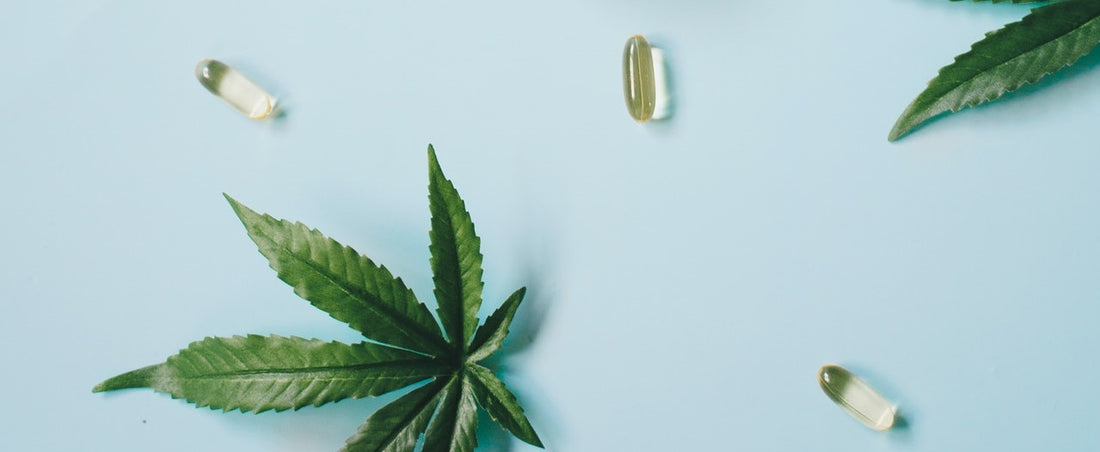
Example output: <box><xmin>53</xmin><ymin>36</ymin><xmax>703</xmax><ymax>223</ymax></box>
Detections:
<box><xmin>817</xmin><ymin>364</ymin><xmax>896</xmax><ymax>431</ymax></box>
<box><xmin>195</xmin><ymin>59</ymin><xmax>275</xmax><ymax>120</ymax></box>
<box><xmin>622</xmin><ymin>35</ymin><xmax>671</xmax><ymax>122</ymax></box>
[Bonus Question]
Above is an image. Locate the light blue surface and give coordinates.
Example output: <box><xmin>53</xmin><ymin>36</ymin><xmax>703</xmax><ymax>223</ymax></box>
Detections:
<box><xmin>4</xmin><ymin>1</ymin><xmax>1100</xmax><ymax>450</ymax></box>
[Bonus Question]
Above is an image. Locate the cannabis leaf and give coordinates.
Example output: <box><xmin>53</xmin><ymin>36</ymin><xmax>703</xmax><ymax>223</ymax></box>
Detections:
<box><xmin>94</xmin><ymin>145</ymin><xmax>543</xmax><ymax>452</ymax></box>
<box><xmin>890</xmin><ymin>0</ymin><xmax>1100</xmax><ymax>141</ymax></box>
<box><xmin>949</xmin><ymin>0</ymin><xmax>1047</xmax><ymax>4</ymax></box>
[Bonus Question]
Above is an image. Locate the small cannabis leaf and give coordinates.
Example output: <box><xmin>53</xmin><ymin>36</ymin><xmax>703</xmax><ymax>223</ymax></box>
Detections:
<box><xmin>94</xmin><ymin>145</ymin><xmax>543</xmax><ymax>452</ymax></box>
<box><xmin>890</xmin><ymin>0</ymin><xmax>1100</xmax><ymax>141</ymax></box>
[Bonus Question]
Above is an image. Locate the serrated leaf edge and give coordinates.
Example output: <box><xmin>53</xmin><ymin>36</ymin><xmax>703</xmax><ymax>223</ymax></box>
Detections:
<box><xmin>890</xmin><ymin>0</ymin><xmax>1100</xmax><ymax>140</ymax></box>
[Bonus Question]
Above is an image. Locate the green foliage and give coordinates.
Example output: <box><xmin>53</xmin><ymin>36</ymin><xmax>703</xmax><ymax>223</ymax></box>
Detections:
<box><xmin>224</xmin><ymin>196</ymin><xmax>449</xmax><ymax>357</ymax></box>
<box><xmin>94</xmin><ymin>145</ymin><xmax>542</xmax><ymax>451</ymax></box>
<box><xmin>93</xmin><ymin>335</ymin><xmax>450</xmax><ymax>413</ymax></box>
<box><xmin>428</xmin><ymin>149</ymin><xmax>484</xmax><ymax>352</ymax></box>
<box><xmin>423</xmin><ymin>375</ymin><xmax>479</xmax><ymax>452</ymax></box>
<box><xmin>949</xmin><ymin>0</ymin><xmax>1048</xmax><ymax>4</ymax></box>
<box><xmin>891</xmin><ymin>0</ymin><xmax>1100</xmax><ymax>141</ymax></box>
<box><xmin>467</xmin><ymin>288</ymin><xmax>526</xmax><ymax>363</ymax></box>
<box><xmin>467</xmin><ymin>364</ymin><xmax>543</xmax><ymax>448</ymax></box>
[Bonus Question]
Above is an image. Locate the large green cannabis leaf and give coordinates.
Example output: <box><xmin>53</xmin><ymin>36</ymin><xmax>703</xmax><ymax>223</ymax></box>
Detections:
<box><xmin>94</xmin><ymin>145</ymin><xmax>542</xmax><ymax>452</ymax></box>
<box><xmin>950</xmin><ymin>0</ymin><xmax>1046</xmax><ymax>4</ymax></box>
<box><xmin>890</xmin><ymin>0</ymin><xmax>1100</xmax><ymax>141</ymax></box>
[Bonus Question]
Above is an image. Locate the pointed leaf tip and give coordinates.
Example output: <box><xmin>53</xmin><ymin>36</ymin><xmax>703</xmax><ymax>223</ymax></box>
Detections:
<box><xmin>93</xmin><ymin>364</ymin><xmax>161</xmax><ymax>393</ymax></box>
<box><xmin>223</xmin><ymin>193</ymin><xmax>252</xmax><ymax>221</ymax></box>
<box><xmin>887</xmin><ymin>125</ymin><xmax>903</xmax><ymax>142</ymax></box>
<box><xmin>427</xmin><ymin>145</ymin><xmax>442</xmax><ymax>178</ymax></box>
<box><xmin>341</xmin><ymin>377</ymin><xmax>449</xmax><ymax>452</ymax></box>
<box><xmin>467</xmin><ymin>287</ymin><xmax>526</xmax><ymax>362</ymax></box>
<box><xmin>113</xmin><ymin>336</ymin><xmax>445</xmax><ymax>413</ymax></box>
<box><xmin>427</xmin><ymin>145</ymin><xmax>485</xmax><ymax>350</ymax></box>
<box><xmin>889</xmin><ymin>0</ymin><xmax>1100</xmax><ymax>140</ymax></box>
<box><xmin>467</xmin><ymin>364</ymin><xmax>543</xmax><ymax>448</ymax></box>
<box><xmin>225</xmin><ymin>194</ymin><xmax>450</xmax><ymax>356</ymax></box>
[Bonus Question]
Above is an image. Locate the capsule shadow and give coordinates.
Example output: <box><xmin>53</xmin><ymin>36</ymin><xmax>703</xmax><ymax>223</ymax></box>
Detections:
<box><xmin>642</xmin><ymin>36</ymin><xmax>677</xmax><ymax>135</ymax></box>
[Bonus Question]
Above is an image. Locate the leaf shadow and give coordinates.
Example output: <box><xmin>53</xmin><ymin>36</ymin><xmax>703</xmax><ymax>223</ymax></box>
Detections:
<box><xmin>473</xmin><ymin>282</ymin><xmax>554</xmax><ymax>451</ymax></box>
<box><xmin>475</xmin><ymin>408</ymin><xmax>515</xmax><ymax>452</ymax></box>
<box><xmin>492</xmin><ymin>269</ymin><xmax>556</xmax><ymax>359</ymax></box>
<box><xmin>315</xmin><ymin>196</ymin><xmax>435</xmax><ymax>307</ymax></box>
<box><xmin>221</xmin><ymin>391</ymin><xmax>405</xmax><ymax>452</ymax></box>
<box><xmin>475</xmin><ymin>215</ymin><xmax>560</xmax><ymax>450</ymax></box>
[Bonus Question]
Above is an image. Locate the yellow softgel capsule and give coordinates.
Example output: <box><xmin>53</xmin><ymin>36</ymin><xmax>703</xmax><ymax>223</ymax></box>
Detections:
<box><xmin>195</xmin><ymin>59</ymin><xmax>275</xmax><ymax>120</ymax></box>
<box><xmin>622</xmin><ymin>35</ymin><xmax>671</xmax><ymax>122</ymax></box>
<box><xmin>817</xmin><ymin>364</ymin><xmax>896</xmax><ymax>431</ymax></box>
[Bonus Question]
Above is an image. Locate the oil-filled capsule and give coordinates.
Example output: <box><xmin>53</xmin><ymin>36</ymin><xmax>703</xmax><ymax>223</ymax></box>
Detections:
<box><xmin>195</xmin><ymin>59</ymin><xmax>275</xmax><ymax>120</ymax></box>
<box><xmin>817</xmin><ymin>364</ymin><xmax>896</xmax><ymax>431</ymax></box>
<box><xmin>622</xmin><ymin>35</ymin><xmax>671</xmax><ymax>122</ymax></box>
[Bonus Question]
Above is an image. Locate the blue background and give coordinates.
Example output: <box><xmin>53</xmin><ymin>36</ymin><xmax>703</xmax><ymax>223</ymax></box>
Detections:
<box><xmin>4</xmin><ymin>1</ymin><xmax>1100</xmax><ymax>450</ymax></box>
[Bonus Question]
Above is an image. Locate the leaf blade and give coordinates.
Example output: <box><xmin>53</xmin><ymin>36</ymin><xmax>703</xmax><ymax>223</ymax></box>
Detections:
<box><xmin>93</xmin><ymin>364</ymin><xmax>159</xmax><ymax>392</ymax></box>
<box><xmin>423</xmin><ymin>373</ymin><xmax>479</xmax><ymax>452</ymax></box>
<box><xmin>949</xmin><ymin>0</ymin><xmax>1048</xmax><ymax>4</ymax></box>
<box><xmin>341</xmin><ymin>378</ymin><xmax>448</xmax><ymax>452</ymax></box>
<box><xmin>467</xmin><ymin>364</ymin><xmax>543</xmax><ymax>448</ymax></box>
<box><xmin>890</xmin><ymin>0</ymin><xmax>1100</xmax><ymax>140</ymax></box>
<box><xmin>467</xmin><ymin>287</ymin><xmax>526</xmax><ymax>363</ymax></box>
<box><xmin>225</xmin><ymin>195</ymin><xmax>450</xmax><ymax>356</ymax></box>
<box><xmin>93</xmin><ymin>335</ymin><xmax>450</xmax><ymax>413</ymax></box>
<box><xmin>427</xmin><ymin>146</ymin><xmax>485</xmax><ymax>350</ymax></box>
